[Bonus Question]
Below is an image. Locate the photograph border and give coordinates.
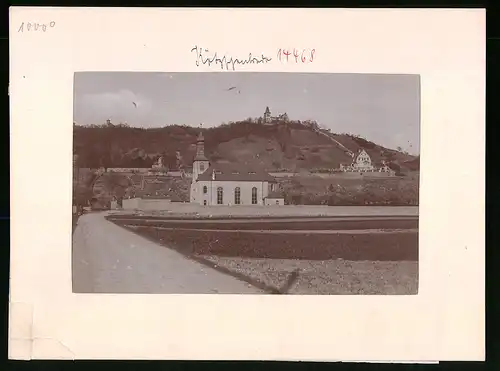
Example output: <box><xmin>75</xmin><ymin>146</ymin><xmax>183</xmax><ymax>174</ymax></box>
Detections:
<box><xmin>9</xmin><ymin>7</ymin><xmax>484</xmax><ymax>361</ymax></box>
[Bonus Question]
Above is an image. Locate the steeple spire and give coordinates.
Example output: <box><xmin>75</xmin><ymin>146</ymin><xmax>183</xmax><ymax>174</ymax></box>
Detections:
<box><xmin>194</xmin><ymin>125</ymin><xmax>208</xmax><ymax>161</ymax></box>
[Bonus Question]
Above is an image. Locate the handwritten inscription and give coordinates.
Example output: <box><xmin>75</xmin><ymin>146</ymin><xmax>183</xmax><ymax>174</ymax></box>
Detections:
<box><xmin>277</xmin><ymin>48</ymin><xmax>315</xmax><ymax>64</ymax></box>
<box><xmin>18</xmin><ymin>21</ymin><xmax>56</xmax><ymax>33</ymax></box>
<box><xmin>191</xmin><ymin>46</ymin><xmax>272</xmax><ymax>71</ymax></box>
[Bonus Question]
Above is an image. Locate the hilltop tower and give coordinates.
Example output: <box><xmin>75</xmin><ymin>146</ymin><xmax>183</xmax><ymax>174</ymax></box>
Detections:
<box><xmin>192</xmin><ymin>130</ymin><xmax>210</xmax><ymax>181</ymax></box>
<box><xmin>264</xmin><ymin>106</ymin><xmax>271</xmax><ymax>123</ymax></box>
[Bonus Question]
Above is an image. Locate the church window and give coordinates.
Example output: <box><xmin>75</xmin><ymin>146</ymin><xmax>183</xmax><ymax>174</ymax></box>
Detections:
<box><xmin>203</xmin><ymin>185</ymin><xmax>207</xmax><ymax>194</ymax></box>
<box><xmin>203</xmin><ymin>200</ymin><xmax>207</xmax><ymax>206</ymax></box>
<box><xmin>217</xmin><ymin>187</ymin><xmax>223</xmax><ymax>204</ymax></box>
<box><xmin>234</xmin><ymin>187</ymin><xmax>241</xmax><ymax>204</ymax></box>
<box><xmin>251</xmin><ymin>187</ymin><xmax>258</xmax><ymax>204</ymax></box>
<box><xmin>200</xmin><ymin>163</ymin><xmax>205</xmax><ymax>172</ymax></box>
<box><xmin>276</xmin><ymin>200</ymin><xmax>280</xmax><ymax>205</ymax></box>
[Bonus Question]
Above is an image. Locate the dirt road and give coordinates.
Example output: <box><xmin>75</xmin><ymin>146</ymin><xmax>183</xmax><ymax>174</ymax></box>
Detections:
<box><xmin>72</xmin><ymin>212</ymin><xmax>263</xmax><ymax>294</ymax></box>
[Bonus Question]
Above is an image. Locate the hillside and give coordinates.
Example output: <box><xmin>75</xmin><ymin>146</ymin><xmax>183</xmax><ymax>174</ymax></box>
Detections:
<box><xmin>73</xmin><ymin>119</ymin><xmax>418</xmax><ymax>173</ymax></box>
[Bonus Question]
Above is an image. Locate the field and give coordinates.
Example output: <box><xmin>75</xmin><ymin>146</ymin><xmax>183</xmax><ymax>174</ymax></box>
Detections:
<box><xmin>109</xmin><ymin>216</ymin><xmax>418</xmax><ymax>295</ymax></box>
<box><xmin>279</xmin><ymin>174</ymin><xmax>419</xmax><ymax>206</ymax></box>
<box><xmin>110</xmin><ymin>217</ymin><xmax>417</xmax><ymax>232</ymax></box>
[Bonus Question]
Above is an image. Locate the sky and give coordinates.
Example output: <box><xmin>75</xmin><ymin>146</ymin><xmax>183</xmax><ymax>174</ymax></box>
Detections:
<box><xmin>73</xmin><ymin>72</ymin><xmax>420</xmax><ymax>155</ymax></box>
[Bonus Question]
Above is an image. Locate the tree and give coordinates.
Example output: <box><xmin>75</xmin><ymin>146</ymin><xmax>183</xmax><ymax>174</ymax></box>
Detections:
<box><xmin>73</xmin><ymin>185</ymin><xmax>93</xmax><ymax>207</ymax></box>
<box><xmin>102</xmin><ymin>173</ymin><xmax>131</xmax><ymax>198</ymax></box>
<box><xmin>110</xmin><ymin>144</ymin><xmax>123</xmax><ymax>166</ymax></box>
<box><xmin>114</xmin><ymin>185</ymin><xmax>126</xmax><ymax>199</ymax></box>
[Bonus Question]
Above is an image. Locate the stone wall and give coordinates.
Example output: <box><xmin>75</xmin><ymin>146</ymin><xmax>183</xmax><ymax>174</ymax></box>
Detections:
<box><xmin>265</xmin><ymin>198</ymin><xmax>285</xmax><ymax>206</ymax></box>
<box><xmin>118</xmin><ymin>200</ymin><xmax>418</xmax><ymax>218</ymax></box>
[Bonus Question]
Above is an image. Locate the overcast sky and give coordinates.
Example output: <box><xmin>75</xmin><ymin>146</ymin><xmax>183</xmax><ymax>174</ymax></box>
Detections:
<box><xmin>74</xmin><ymin>72</ymin><xmax>420</xmax><ymax>155</ymax></box>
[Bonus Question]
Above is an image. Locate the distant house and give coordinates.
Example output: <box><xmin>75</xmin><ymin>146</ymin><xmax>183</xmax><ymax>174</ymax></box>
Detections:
<box><xmin>263</xmin><ymin>106</ymin><xmax>289</xmax><ymax>125</ymax></box>
<box><xmin>340</xmin><ymin>149</ymin><xmax>395</xmax><ymax>175</ymax></box>
<box><xmin>150</xmin><ymin>155</ymin><xmax>168</xmax><ymax>173</ymax></box>
<box><xmin>378</xmin><ymin>163</ymin><xmax>396</xmax><ymax>175</ymax></box>
<box><xmin>353</xmin><ymin>149</ymin><xmax>375</xmax><ymax>172</ymax></box>
<box><xmin>264</xmin><ymin>190</ymin><xmax>286</xmax><ymax>205</ymax></box>
<box><xmin>137</xmin><ymin>176</ymin><xmax>185</xmax><ymax>202</ymax></box>
<box><xmin>189</xmin><ymin>131</ymin><xmax>284</xmax><ymax>206</ymax></box>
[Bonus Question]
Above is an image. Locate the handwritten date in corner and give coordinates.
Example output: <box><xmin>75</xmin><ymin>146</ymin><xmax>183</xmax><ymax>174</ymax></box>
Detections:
<box><xmin>277</xmin><ymin>48</ymin><xmax>316</xmax><ymax>64</ymax></box>
<box><xmin>18</xmin><ymin>21</ymin><xmax>56</xmax><ymax>33</ymax></box>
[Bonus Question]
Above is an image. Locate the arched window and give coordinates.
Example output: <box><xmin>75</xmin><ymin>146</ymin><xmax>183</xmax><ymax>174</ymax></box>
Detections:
<box><xmin>203</xmin><ymin>185</ymin><xmax>207</xmax><ymax>194</ymax></box>
<box><xmin>234</xmin><ymin>187</ymin><xmax>241</xmax><ymax>204</ymax></box>
<box><xmin>251</xmin><ymin>187</ymin><xmax>258</xmax><ymax>204</ymax></box>
<box><xmin>217</xmin><ymin>187</ymin><xmax>223</xmax><ymax>205</ymax></box>
<box><xmin>200</xmin><ymin>163</ymin><xmax>205</xmax><ymax>172</ymax></box>
<box><xmin>203</xmin><ymin>200</ymin><xmax>207</xmax><ymax>206</ymax></box>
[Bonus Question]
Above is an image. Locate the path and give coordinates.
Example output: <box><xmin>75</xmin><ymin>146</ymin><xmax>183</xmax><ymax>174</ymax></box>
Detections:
<box><xmin>72</xmin><ymin>212</ymin><xmax>263</xmax><ymax>294</ymax></box>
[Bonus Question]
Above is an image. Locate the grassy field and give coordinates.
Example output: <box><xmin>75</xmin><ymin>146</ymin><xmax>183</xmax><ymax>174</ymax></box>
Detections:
<box><xmin>279</xmin><ymin>174</ymin><xmax>419</xmax><ymax>206</ymax></box>
<box><xmin>121</xmin><ymin>226</ymin><xmax>417</xmax><ymax>261</ymax></box>
<box><xmin>202</xmin><ymin>256</ymin><xmax>418</xmax><ymax>295</ymax></box>
<box><xmin>112</xmin><ymin>218</ymin><xmax>418</xmax><ymax>232</ymax></box>
<box><xmin>110</xmin><ymin>217</ymin><xmax>418</xmax><ymax>294</ymax></box>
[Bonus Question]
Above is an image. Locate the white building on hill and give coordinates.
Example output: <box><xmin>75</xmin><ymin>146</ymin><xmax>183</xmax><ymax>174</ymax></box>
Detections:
<box><xmin>190</xmin><ymin>131</ymin><xmax>284</xmax><ymax>206</ymax></box>
<box><xmin>351</xmin><ymin>149</ymin><xmax>375</xmax><ymax>172</ymax></box>
<box><xmin>263</xmin><ymin>106</ymin><xmax>289</xmax><ymax>124</ymax></box>
<box><xmin>340</xmin><ymin>149</ymin><xmax>395</xmax><ymax>175</ymax></box>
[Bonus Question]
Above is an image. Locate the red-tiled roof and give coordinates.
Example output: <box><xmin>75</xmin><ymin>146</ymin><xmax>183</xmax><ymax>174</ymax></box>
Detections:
<box><xmin>196</xmin><ymin>163</ymin><xmax>277</xmax><ymax>182</ymax></box>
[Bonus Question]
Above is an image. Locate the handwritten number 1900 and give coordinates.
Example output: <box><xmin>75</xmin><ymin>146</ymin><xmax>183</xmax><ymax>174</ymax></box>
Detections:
<box><xmin>18</xmin><ymin>21</ymin><xmax>56</xmax><ymax>33</ymax></box>
<box><xmin>277</xmin><ymin>48</ymin><xmax>315</xmax><ymax>64</ymax></box>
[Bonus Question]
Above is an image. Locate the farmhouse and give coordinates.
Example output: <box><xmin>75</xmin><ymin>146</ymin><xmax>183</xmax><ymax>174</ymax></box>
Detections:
<box><xmin>190</xmin><ymin>131</ymin><xmax>284</xmax><ymax>206</ymax></box>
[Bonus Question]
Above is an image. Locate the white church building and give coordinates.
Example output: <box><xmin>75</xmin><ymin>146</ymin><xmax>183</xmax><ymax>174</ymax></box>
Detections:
<box><xmin>190</xmin><ymin>132</ymin><xmax>284</xmax><ymax>206</ymax></box>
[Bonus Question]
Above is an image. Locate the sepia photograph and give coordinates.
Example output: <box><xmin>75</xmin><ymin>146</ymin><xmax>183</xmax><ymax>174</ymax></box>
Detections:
<box><xmin>72</xmin><ymin>72</ymin><xmax>420</xmax><ymax>295</ymax></box>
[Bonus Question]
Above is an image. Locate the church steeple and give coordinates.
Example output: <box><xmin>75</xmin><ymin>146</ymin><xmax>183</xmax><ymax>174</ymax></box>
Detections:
<box><xmin>192</xmin><ymin>126</ymin><xmax>210</xmax><ymax>182</ymax></box>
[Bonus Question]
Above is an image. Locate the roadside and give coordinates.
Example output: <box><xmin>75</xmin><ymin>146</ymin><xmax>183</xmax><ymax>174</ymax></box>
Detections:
<box><xmin>109</xmin><ymin>215</ymin><xmax>419</xmax><ymax>295</ymax></box>
<box><xmin>72</xmin><ymin>213</ymin><xmax>79</xmax><ymax>234</ymax></box>
<box><xmin>203</xmin><ymin>256</ymin><xmax>418</xmax><ymax>295</ymax></box>
<box><xmin>72</xmin><ymin>212</ymin><xmax>264</xmax><ymax>294</ymax></box>
<box><xmin>107</xmin><ymin>205</ymin><xmax>419</xmax><ymax>220</ymax></box>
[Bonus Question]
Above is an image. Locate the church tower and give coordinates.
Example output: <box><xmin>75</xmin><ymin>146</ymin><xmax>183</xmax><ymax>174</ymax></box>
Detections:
<box><xmin>192</xmin><ymin>130</ymin><xmax>210</xmax><ymax>181</ymax></box>
<box><xmin>264</xmin><ymin>106</ymin><xmax>271</xmax><ymax>123</ymax></box>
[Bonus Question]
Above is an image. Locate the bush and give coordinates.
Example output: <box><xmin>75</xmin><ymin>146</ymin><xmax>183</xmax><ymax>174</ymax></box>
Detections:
<box><xmin>283</xmin><ymin>177</ymin><xmax>419</xmax><ymax>206</ymax></box>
